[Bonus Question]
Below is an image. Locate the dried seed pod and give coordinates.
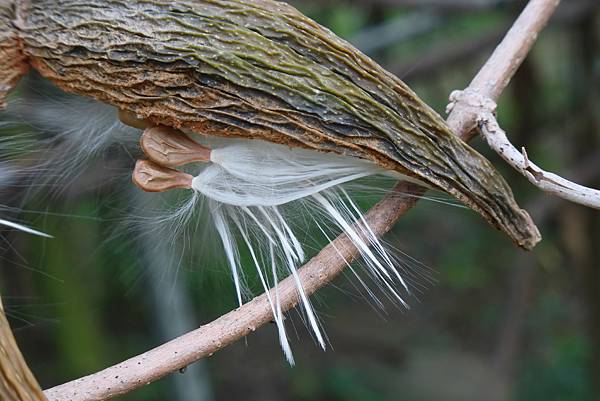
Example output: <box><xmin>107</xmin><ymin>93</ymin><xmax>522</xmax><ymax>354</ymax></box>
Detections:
<box><xmin>0</xmin><ymin>1</ymin><xmax>28</xmax><ymax>108</ymax></box>
<box><xmin>8</xmin><ymin>0</ymin><xmax>540</xmax><ymax>249</ymax></box>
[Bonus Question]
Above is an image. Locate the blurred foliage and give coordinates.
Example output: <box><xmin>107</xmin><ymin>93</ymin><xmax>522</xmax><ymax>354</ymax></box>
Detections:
<box><xmin>1</xmin><ymin>1</ymin><xmax>599</xmax><ymax>401</ymax></box>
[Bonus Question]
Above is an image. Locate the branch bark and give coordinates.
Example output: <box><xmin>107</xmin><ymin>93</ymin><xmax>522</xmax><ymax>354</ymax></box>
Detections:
<box><xmin>477</xmin><ymin>108</ymin><xmax>600</xmax><ymax>209</ymax></box>
<box><xmin>445</xmin><ymin>0</ymin><xmax>561</xmax><ymax>139</ymax></box>
<box><xmin>43</xmin><ymin>1</ymin><xmax>561</xmax><ymax>400</ymax></box>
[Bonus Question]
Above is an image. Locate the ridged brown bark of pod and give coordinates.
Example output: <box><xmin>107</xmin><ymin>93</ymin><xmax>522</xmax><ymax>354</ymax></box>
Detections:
<box><xmin>15</xmin><ymin>0</ymin><xmax>542</xmax><ymax>249</ymax></box>
<box><xmin>0</xmin><ymin>0</ymin><xmax>28</xmax><ymax>107</ymax></box>
<box><xmin>5</xmin><ymin>0</ymin><xmax>539</xmax><ymax>251</ymax></box>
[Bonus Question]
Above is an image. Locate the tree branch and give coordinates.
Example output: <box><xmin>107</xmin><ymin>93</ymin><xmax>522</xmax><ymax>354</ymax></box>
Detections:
<box><xmin>445</xmin><ymin>0</ymin><xmax>561</xmax><ymax>139</ymax></box>
<box><xmin>43</xmin><ymin>1</ymin><xmax>561</xmax><ymax>400</ymax></box>
<box><xmin>477</xmin><ymin>108</ymin><xmax>600</xmax><ymax>209</ymax></box>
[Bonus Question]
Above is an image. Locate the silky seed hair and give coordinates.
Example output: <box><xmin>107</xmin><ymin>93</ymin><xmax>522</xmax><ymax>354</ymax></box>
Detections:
<box><xmin>2</xmin><ymin>94</ymin><xmax>444</xmax><ymax>363</ymax></box>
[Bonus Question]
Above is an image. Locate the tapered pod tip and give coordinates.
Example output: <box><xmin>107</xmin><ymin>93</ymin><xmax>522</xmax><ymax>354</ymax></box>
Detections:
<box><xmin>514</xmin><ymin>209</ymin><xmax>542</xmax><ymax>251</ymax></box>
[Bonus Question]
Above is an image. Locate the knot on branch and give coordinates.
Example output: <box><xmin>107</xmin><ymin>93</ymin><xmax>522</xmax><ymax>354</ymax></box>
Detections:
<box><xmin>447</xmin><ymin>88</ymin><xmax>498</xmax><ymax>116</ymax></box>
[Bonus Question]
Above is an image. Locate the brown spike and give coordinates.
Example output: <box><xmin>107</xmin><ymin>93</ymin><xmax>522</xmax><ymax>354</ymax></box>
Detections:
<box><xmin>141</xmin><ymin>126</ymin><xmax>211</xmax><ymax>168</ymax></box>
<box><xmin>132</xmin><ymin>160</ymin><xmax>193</xmax><ymax>192</ymax></box>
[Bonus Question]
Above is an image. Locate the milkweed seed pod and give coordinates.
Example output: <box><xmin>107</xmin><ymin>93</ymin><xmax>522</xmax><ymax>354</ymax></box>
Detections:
<box><xmin>2</xmin><ymin>0</ymin><xmax>540</xmax><ymax>249</ymax></box>
<box><xmin>1</xmin><ymin>0</ymin><xmax>543</xmax><ymax>365</ymax></box>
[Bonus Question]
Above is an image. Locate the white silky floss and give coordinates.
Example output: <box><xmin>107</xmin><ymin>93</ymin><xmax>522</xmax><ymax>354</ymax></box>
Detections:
<box><xmin>0</xmin><ymin>163</ymin><xmax>51</xmax><ymax>238</ymax></box>
<box><xmin>187</xmin><ymin>138</ymin><xmax>411</xmax><ymax>364</ymax></box>
<box><xmin>0</xmin><ymin>218</ymin><xmax>51</xmax><ymax>238</ymax></box>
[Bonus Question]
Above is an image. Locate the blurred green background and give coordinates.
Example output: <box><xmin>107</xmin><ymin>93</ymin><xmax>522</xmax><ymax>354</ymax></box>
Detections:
<box><xmin>1</xmin><ymin>1</ymin><xmax>599</xmax><ymax>400</ymax></box>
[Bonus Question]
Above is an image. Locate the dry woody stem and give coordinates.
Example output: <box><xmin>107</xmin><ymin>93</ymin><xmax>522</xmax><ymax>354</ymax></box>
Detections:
<box><xmin>445</xmin><ymin>0</ymin><xmax>561</xmax><ymax>138</ymax></box>
<box><xmin>478</xmin><ymin>109</ymin><xmax>600</xmax><ymax>209</ymax></box>
<box><xmin>42</xmin><ymin>1</ymin><xmax>561</xmax><ymax>400</ymax></box>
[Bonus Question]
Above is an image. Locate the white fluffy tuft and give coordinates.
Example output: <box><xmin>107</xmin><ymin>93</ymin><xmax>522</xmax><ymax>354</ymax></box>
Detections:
<box><xmin>192</xmin><ymin>140</ymin><xmax>383</xmax><ymax>207</ymax></box>
<box><xmin>186</xmin><ymin>138</ymin><xmax>416</xmax><ymax>363</ymax></box>
<box><xmin>2</xmin><ymin>92</ymin><xmax>428</xmax><ymax>362</ymax></box>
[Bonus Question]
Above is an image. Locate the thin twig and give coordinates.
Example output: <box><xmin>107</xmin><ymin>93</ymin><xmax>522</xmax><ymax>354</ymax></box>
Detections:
<box><xmin>44</xmin><ymin>1</ymin><xmax>561</xmax><ymax>400</ymax></box>
<box><xmin>477</xmin><ymin>109</ymin><xmax>600</xmax><ymax>209</ymax></box>
<box><xmin>492</xmin><ymin>150</ymin><xmax>600</xmax><ymax>386</ymax></box>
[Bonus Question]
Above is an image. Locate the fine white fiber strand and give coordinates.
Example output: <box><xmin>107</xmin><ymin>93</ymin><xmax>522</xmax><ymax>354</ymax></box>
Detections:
<box><xmin>230</xmin><ymin>211</ymin><xmax>294</xmax><ymax>364</ymax></box>
<box><xmin>183</xmin><ymin>138</ymin><xmax>418</xmax><ymax>362</ymax></box>
<box><xmin>2</xmin><ymin>97</ymin><xmax>140</xmax><ymax>197</ymax></box>
<box><xmin>0</xmin><ymin>162</ymin><xmax>16</xmax><ymax>187</ymax></box>
<box><xmin>269</xmin><ymin>242</ymin><xmax>293</xmax><ymax>363</ymax></box>
<box><xmin>339</xmin><ymin>188</ymin><xmax>409</xmax><ymax>291</ymax></box>
<box><xmin>211</xmin><ymin>202</ymin><xmax>244</xmax><ymax>307</ymax></box>
<box><xmin>214</xmin><ymin>201</ymin><xmax>327</xmax><ymax>352</ymax></box>
<box><xmin>0</xmin><ymin>218</ymin><xmax>52</xmax><ymax>238</ymax></box>
<box><xmin>259</xmin><ymin>205</ymin><xmax>325</xmax><ymax>349</ymax></box>
<box><xmin>312</xmin><ymin>217</ymin><xmax>386</xmax><ymax>311</ymax></box>
<box><xmin>271</xmin><ymin>206</ymin><xmax>305</xmax><ymax>262</ymax></box>
<box><xmin>311</xmin><ymin>192</ymin><xmax>409</xmax><ymax>308</ymax></box>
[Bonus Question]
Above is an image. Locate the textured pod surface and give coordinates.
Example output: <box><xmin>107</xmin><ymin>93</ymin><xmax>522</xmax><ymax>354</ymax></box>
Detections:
<box><xmin>0</xmin><ymin>298</ymin><xmax>47</xmax><ymax>401</ymax></box>
<box><xmin>0</xmin><ymin>0</ymin><xmax>28</xmax><ymax>107</ymax></box>
<box><xmin>15</xmin><ymin>0</ymin><xmax>540</xmax><ymax>248</ymax></box>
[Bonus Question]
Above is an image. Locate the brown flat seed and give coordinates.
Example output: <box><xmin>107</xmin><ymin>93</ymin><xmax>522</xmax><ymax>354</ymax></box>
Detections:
<box><xmin>141</xmin><ymin>126</ymin><xmax>212</xmax><ymax>168</ymax></box>
<box><xmin>132</xmin><ymin>160</ymin><xmax>193</xmax><ymax>192</ymax></box>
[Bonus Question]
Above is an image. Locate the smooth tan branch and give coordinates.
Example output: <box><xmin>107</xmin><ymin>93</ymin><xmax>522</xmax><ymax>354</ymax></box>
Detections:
<box><xmin>445</xmin><ymin>0</ymin><xmax>561</xmax><ymax>138</ymax></box>
<box><xmin>481</xmin><ymin>117</ymin><xmax>600</xmax><ymax>210</ymax></box>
